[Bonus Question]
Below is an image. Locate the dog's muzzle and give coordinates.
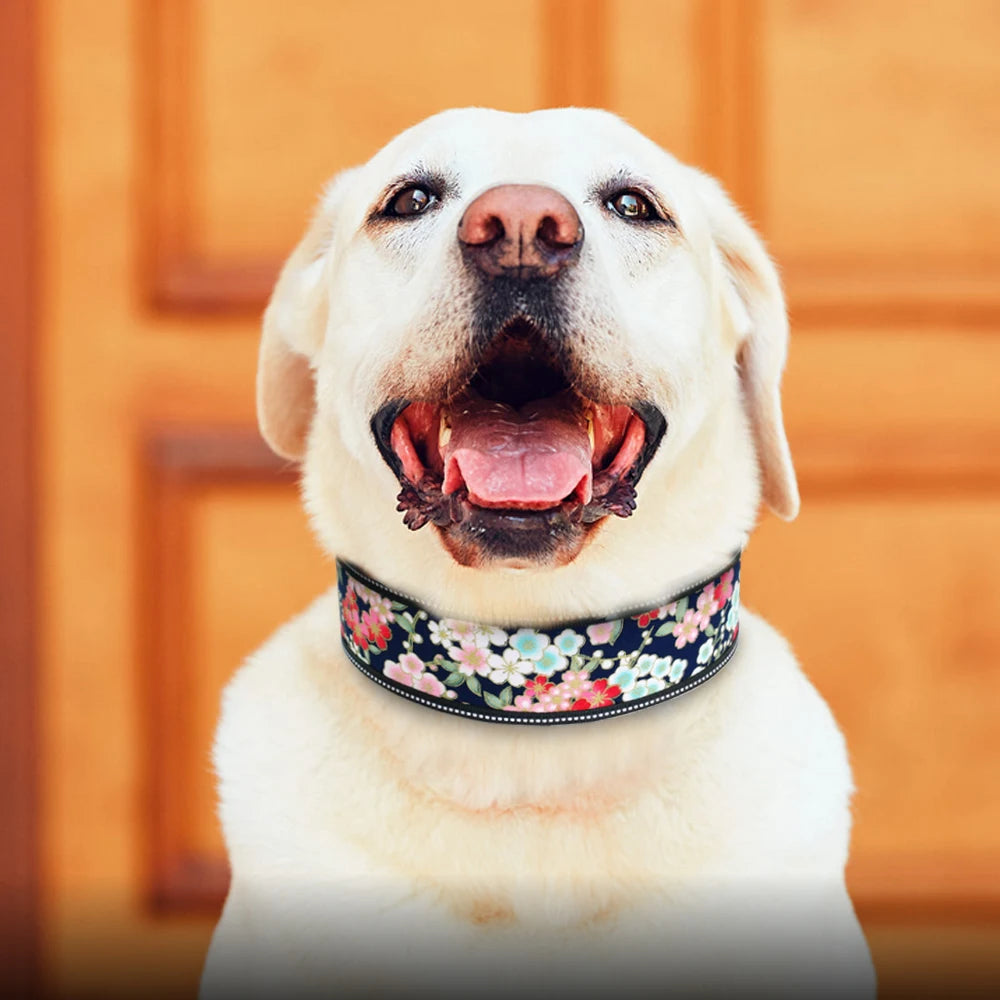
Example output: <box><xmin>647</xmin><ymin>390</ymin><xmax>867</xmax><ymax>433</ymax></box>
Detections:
<box><xmin>371</xmin><ymin>186</ymin><xmax>667</xmax><ymax>566</ymax></box>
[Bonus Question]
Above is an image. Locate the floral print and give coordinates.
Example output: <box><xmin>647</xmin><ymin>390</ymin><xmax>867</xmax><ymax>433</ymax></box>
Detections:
<box><xmin>337</xmin><ymin>555</ymin><xmax>741</xmax><ymax>725</ymax></box>
<box><xmin>509</xmin><ymin>629</ymin><xmax>551</xmax><ymax>660</ymax></box>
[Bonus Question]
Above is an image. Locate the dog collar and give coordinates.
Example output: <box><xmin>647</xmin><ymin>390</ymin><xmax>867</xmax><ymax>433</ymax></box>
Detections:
<box><xmin>336</xmin><ymin>554</ymin><xmax>741</xmax><ymax>725</ymax></box>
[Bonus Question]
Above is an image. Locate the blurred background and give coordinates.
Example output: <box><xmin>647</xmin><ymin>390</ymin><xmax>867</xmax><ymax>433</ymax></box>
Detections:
<box><xmin>2</xmin><ymin>0</ymin><xmax>998</xmax><ymax>996</ymax></box>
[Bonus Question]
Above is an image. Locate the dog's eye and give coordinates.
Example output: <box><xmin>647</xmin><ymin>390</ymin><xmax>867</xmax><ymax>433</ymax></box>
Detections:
<box><xmin>607</xmin><ymin>190</ymin><xmax>656</xmax><ymax>221</ymax></box>
<box><xmin>388</xmin><ymin>186</ymin><xmax>437</xmax><ymax>217</ymax></box>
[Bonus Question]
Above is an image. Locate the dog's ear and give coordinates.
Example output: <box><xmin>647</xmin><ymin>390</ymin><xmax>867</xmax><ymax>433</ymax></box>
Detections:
<box><xmin>258</xmin><ymin>198</ymin><xmax>335</xmax><ymax>460</ymax></box>
<box><xmin>693</xmin><ymin>172</ymin><xmax>800</xmax><ymax>521</ymax></box>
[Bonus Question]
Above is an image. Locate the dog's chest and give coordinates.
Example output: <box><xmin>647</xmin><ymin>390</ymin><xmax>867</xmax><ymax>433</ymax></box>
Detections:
<box><xmin>215</xmin><ymin>601</ymin><xmax>752</xmax><ymax>930</ymax></box>
<box><xmin>208</xmin><ymin>602</ymin><xmax>871</xmax><ymax>996</ymax></box>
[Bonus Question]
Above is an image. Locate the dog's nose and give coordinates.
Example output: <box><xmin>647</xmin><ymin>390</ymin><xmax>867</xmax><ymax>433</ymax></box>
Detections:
<box><xmin>458</xmin><ymin>184</ymin><xmax>583</xmax><ymax>279</ymax></box>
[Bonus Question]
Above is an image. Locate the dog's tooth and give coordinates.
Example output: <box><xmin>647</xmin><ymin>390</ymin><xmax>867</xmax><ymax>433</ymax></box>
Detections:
<box><xmin>439</xmin><ymin>412</ymin><xmax>452</xmax><ymax>448</ymax></box>
<box><xmin>586</xmin><ymin>413</ymin><xmax>595</xmax><ymax>450</ymax></box>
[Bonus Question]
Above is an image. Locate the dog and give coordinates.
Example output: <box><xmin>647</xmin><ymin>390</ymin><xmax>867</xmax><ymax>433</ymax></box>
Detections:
<box><xmin>200</xmin><ymin>108</ymin><xmax>875</xmax><ymax>998</ymax></box>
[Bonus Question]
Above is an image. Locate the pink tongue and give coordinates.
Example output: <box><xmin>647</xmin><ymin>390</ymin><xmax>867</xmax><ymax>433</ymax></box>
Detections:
<box><xmin>442</xmin><ymin>396</ymin><xmax>593</xmax><ymax>509</ymax></box>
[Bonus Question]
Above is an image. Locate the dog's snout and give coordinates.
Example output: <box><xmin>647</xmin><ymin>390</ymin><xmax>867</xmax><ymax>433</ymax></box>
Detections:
<box><xmin>458</xmin><ymin>184</ymin><xmax>582</xmax><ymax>279</ymax></box>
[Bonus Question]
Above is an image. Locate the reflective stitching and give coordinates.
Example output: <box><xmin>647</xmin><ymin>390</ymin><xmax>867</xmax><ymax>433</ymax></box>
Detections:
<box><xmin>336</xmin><ymin>554</ymin><xmax>742</xmax><ymax>726</ymax></box>
<box><xmin>341</xmin><ymin>638</ymin><xmax>738</xmax><ymax>725</ymax></box>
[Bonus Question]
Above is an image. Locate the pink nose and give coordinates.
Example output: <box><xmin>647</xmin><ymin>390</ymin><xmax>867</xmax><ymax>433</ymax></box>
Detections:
<box><xmin>457</xmin><ymin>184</ymin><xmax>583</xmax><ymax>279</ymax></box>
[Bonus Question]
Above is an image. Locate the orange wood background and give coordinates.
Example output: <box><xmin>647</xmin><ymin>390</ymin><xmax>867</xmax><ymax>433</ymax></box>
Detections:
<box><xmin>37</xmin><ymin>1</ymin><xmax>1000</xmax><ymax>996</ymax></box>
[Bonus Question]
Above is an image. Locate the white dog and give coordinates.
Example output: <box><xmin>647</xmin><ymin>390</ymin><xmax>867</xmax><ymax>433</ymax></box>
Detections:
<box><xmin>200</xmin><ymin>108</ymin><xmax>875</xmax><ymax>998</ymax></box>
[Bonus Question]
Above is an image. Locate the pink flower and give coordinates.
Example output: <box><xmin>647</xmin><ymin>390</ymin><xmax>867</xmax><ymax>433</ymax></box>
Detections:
<box><xmin>367</xmin><ymin>595</ymin><xmax>394</xmax><ymax>622</ymax></box>
<box><xmin>397</xmin><ymin>652</ymin><xmax>425</xmax><ymax>675</ymax></box>
<box><xmin>672</xmin><ymin>610</ymin><xmax>700</xmax><ymax>648</ymax></box>
<box><xmin>513</xmin><ymin>693</ymin><xmax>535</xmax><ymax>710</ymax></box>
<box><xmin>384</xmin><ymin>662</ymin><xmax>413</xmax><ymax>686</ymax></box>
<box><xmin>585</xmin><ymin>621</ymin><xmax>618</xmax><ymax>645</ymax></box>
<box><xmin>558</xmin><ymin>670</ymin><xmax>593</xmax><ymax>699</ymax></box>
<box><xmin>536</xmin><ymin>687</ymin><xmax>574</xmax><ymax>712</ymax></box>
<box><xmin>714</xmin><ymin>569</ymin><xmax>734</xmax><ymax>606</ymax></box>
<box><xmin>414</xmin><ymin>673</ymin><xmax>445</xmax><ymax>697</ymax></box>
<box><xmin>361</xmin><ymin>609</ymin><xmax>391</xmax><ymax>651</ymax></box>
<box><xmin>384</xmin><ymin>661</ymin><xmax>444</xmax><ymax>698</ymax></box>
<box><xmin>452</xmin><ymin>641</ymin><xmax>491</xmax><ymax>676</ymax></box>
<box><xmin>695</xmin><ymin>585</ymin><xmax>720</xmax><ymax>627</ymax></box>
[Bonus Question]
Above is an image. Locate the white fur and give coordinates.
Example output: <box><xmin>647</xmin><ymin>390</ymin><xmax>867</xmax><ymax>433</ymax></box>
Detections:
<box><xmin>201</xmin><ymin>109</ymin><xmax>874</xmax><ymax>998</ymax></box>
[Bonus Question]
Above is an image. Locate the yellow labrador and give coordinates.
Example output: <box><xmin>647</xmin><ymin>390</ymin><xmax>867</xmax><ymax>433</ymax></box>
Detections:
<box><xmin>201</xmin><ymin>108</ymin><xmax>875</xmax><ymax>998</ymax></box>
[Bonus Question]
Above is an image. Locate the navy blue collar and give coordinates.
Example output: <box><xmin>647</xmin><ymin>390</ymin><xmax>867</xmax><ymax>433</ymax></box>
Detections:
<box><xmin>337</xmin><ymin>555</ymin><xmax>741</xmax><ymax>725</ymax></box>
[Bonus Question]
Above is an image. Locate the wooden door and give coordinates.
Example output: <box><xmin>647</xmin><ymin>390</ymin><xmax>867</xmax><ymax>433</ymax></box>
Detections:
<box><xmin>39</xmin><ymin>1</ymin><xmax>1000</xmax><ymax>996</ymax></box>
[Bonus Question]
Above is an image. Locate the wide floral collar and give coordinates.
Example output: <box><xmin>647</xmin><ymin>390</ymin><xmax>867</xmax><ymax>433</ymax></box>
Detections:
<box><xmin>337</xmin><ymin>554</ymin><xmax>741</xmax><ymax>725</ymax></box>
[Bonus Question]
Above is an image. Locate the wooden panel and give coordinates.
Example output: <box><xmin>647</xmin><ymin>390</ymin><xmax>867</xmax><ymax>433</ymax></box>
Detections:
<box><xmin>39</xmin><ymin>0</ymin><xmax>1000</xmax><ymax>995</ymax></box>
<box><xmin>747</xmin><ymin>496</ymin><xmax>1000</xmax><ymax>915</ymax></box>
<box><xmin>0</xmin><ymin>0</ymin><xmax>39</xmax><ymax>995</ymax></box>
<box><xmin>141</xmin><ymin>430</ymin><xmax>330</xmax><ymax>910</ymax></box>
<box><xmin>782</xmin><ymin>328</ymin><xmax>1000</xmax><ymax>491</ymax></box>
<box><xmin>544</xmin><ymin>0</ymin><xmax>608</xmax><ymax>107</ymax></box>
<box><xmin>145</xmin><ymin>0</ymin><xmax>550</xmax><ymax>309</ymax></box>
<box><xmin>760</xmin><ymin>0</ymin><xmax>1000</xmax><ymax>321</ymax></box>
<box><xmin>868</xmin><ymin>924</ymin><xmax>1000</xmax><ymax>999</ymax></box>
<box><xmin>605</xmin><ymin>0</ymin><xmax>699</xmax><ymax>167</ymax></box>
<box><xmin>762</xmin><ymin>0</ymin><xmax>1000</xmax><ymax>261</ymax></box>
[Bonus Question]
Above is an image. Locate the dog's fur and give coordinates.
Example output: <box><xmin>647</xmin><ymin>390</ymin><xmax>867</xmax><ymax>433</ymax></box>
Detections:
<box><xmin>200</xmin><ymin>108</ymin><xmax>875</xmax><ymax>998</ymax></box>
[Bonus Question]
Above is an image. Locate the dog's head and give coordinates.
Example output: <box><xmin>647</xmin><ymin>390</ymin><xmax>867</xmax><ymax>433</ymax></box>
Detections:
<box><xmin>259</xmin><ymin>108</ymin><xmax>796</xmax><ymax>597</ymax></box>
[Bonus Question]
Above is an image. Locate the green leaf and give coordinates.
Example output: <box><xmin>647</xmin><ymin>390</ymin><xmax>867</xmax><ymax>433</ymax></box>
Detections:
<box><xmin>466</xmin><ymin>675</ymin><xmax>482</xmax><ymax>697</ymax></box>
<box><xmin>704</xmin><ymin>624</ymin><xmax>716</xmax><ymax>637</ymax></box>
<box><xmin>483</xmin><ymin>691</ymin><xmax>504</xmax><ymax>710</ymax></box>
<box><xmin>397</xmin><ymin>613</ymin><xmax>416</xmax><ymax>634</ymax></box>
<box><xmin>444</xmin><ymin>671</ymin><xmax>465</xmax><ymax>687</ymax></box>
<box><xmin>499</xmin><ymin>686</ymin><xmax>513</xmax><ymax>707</ymax></box>
<box><xmin>673</xmin><ymin>597</ymin><xmax>689</xmax><ymax>618</ymax></box>
<box><xmin>609</xmin><ymin>620</ymin><xmax>623</xmax><ymax>645</ymax></box>
<box><xmin>655</xmin><ymin>622</ymin><xmax>677</xmax><ymax>637</ymax></box>
<box><xmin>390</xmin><ymin>601</ymin><xmax>407</xmax><ymax>612</ymax></box>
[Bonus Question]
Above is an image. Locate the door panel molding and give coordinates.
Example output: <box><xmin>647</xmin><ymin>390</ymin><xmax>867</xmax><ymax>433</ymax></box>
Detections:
<box><xmin>0</xmin><ymin>0</ymin><xmax>40</xmax><ymax>992</ymax></box>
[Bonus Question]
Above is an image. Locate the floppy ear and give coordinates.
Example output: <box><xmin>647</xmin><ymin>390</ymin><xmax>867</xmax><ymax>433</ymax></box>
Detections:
<box><xmin>257</xmin><ymin>204</ymin><xmax>333</xmax><ymax>460</ymax></box>
<box><xmin>694</xmin><ymin>172</ymin><xmax>800</xmax><ymax>521</ymax></box>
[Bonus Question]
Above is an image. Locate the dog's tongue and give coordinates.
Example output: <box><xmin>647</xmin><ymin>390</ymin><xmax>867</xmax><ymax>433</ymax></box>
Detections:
<box><xmin>441</xmin><ymin>394</ymin><xmax>593</xmax><ymax>509</ymax></box>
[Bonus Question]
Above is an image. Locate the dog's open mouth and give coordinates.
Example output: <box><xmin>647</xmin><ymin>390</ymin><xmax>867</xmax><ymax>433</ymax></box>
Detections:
<box><xmin>372</xmin><ymin>319</ymin><xmax>665</xmax><ymax>564</ymax></box>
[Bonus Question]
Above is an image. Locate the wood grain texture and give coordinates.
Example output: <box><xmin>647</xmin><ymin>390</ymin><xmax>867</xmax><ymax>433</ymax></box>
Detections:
<box><xmin>0</xmin><ymin>0</ymin><xmax>39</xmax><ymax>994</ymax></box>
<box><xmin>759</xmin><ymin>0</ymin><xmax>1000</xmax><ymax>324</ymax></box>
<box><xmin>143</xmin><ymin>0</ymin><xmax>548</xmax><ymax>311</ymax></box>
<box><xmin>748</xmin><ymin>496</ymin><xmax>1000</xmax><ymax>920</ymax></box>
<box><xmin>38</xmin><ymin>0</ymin><xmax>1000</xmax><ymax>995</ymax></box>
<box><xmin>139</xmin><ymin>428</ymin><xmax>330</xmax><ymax>912</ymax></box>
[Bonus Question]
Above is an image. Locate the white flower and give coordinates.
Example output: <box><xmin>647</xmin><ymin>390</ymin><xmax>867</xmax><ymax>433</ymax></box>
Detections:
<box><xmin>444</xmin><ymin>619</ymin><xmax>481</xmax><ymax>644</ymax></box>
<box><xmin>650</xmin><ymin>656</ymin><xmax>674</xmax><ymax>679</ymax></box>
<box><xmin>428</xmin><ymin>620</ymin><xmax>453</xmax><ymax>646</ymax></box>
<box><xmin>609</xmin><ymin>666</ymin><xmax>637</xmax><ymax>692</ymax></box>
<box><xmin>509</xmin><ymin>628</ymin><xmax>551</xmax><ymax>660</ymax></box>
<box><xmin>623</xmin><ymin>677</ymin><xmax>667</xmax><ymax>702</ymax></box>
<box><xmin>478</xmin><ymin>625</ymin><xmax>509</xmax><ymax>647</ymax></box>
<box><xmin>367</xmin><ymin>595</ymin><xmax>395</xmax><ymax>623</ymax></box>
<box><xmin>487</xmin><ymin>648</ymin><xmax>530</xmax><ymax>687</ymax></box>
<box><xmin>536</xmin><ymin>645</ymin><xmax>568</xmax><ymax>675</ymax></box>
<box><xmin>726</xmin><ymin>583</ymin><xmax>740</xmax><ymax>630</ymax></box>
<box><xmin>635</xmin><ymin>653</ymin><xmax>658</xmax><ymax>677</ymax></box>
<box><xmin>553</xmin><ymin>629</ymin><xmax>585</xmax><ymax>656</ymax></box>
